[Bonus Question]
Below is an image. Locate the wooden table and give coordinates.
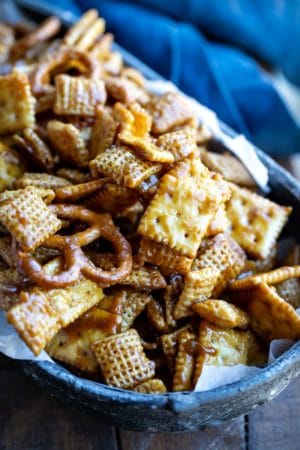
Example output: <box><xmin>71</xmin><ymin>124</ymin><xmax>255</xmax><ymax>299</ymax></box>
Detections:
<box><xmin>1</xmin><ymin>157</ymin><xmax>300</xmax><ymax>450</ymax></box>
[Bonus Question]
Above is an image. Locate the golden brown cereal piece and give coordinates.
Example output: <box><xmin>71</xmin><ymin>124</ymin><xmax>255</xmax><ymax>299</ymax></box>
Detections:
<box><xmin>173</xmin><ymin>330</ymin><xmax>196</xmax><ymax>391</ymax></box>
<box><xmin>85</xmin><ymin>183</ymin><xmax>137</xmax><ymax>215</ymax></box>
<box><xmin>276</xmin><ymin>278</ymin><xmax>300</xmax><ymax>309</ymax></box>
<box><xmin>0</xmin><ymin>267</ymin><xmax>25</xmax><ymax>310</ymax></box>
<box><xmin>63</xmin><ymin>9</ymin><xmax>105</xmax><ymax>51</ymax></box>
<box><xmin>193</xmin><ymin>321</ymin><xmax>251</xmax><ymax>385</ymax></box>
<box><xmin>56</xmin><ymin>168</ymin><xmax>91</xmax><ymax>184</ymax></box>
<box><xmin>7</xmin><ymin>258</ymin><xmax>104</xmax><ymax>355</ymax></box>
<box><xmin>138</xmin><ymin>237</ymin><xmax>194</xmax><ymax>275</ymax></box>
<box><xmin>105</xmin><ymin>77</ymin><xmax>148</xmax><ymax>104</ymax></box>
<box><xmin>156</xmin><ymin>128</ymin><xmax>197</xmax><ymax>162</ymax></box>
<box><xmin>160</xmin><ymin>325</ymin><xmax>191</xmax><ymax>374</ymax></box>
<box><xmin>0</xmin><ymin>141</ymin><xmax>25</xmax><ymax>193</ymax></box>
<box><xmin>47</xmin><ymin>120</ymin><xmax>89</xmax><ymax>167</ymax></box>
<box><xmin>0</xmin><ymin>187</ymin><xmax>61</xmax><ymax>252</ymax></box>
<box><xmin>119</xmin><ymin>134</ymin><xmax>175</xmax><ymax>164</ymax></box>
<box><xmin>89</xmin><ymin>106</ymin><xmax>118</xmax><ymax>158</ymax></box>
<box><xmin>15</xmin><ymin>172</ymin><xmax>71</xmax><ymax>190</ymax></box>
<box><xmin>55</xmin><ymin>178</ymin><xmax>111</xmax><ymax>203</ymax></box>
<box><xmin>150</xmin><ymin>92</ymin><xmax>194</xmax><ymax>134</ymax></box>
<box><xmin>0</xmin><ymin>236</ymin><xmax>14</xmax><ymax>267</ymax></box>
<box><xmin>133</xmin><ymin>379</ymin><xmax>167</xmax><ymax>394</ymax></box>
<box><xmin>89</xmin><ymin>145</ymin><xmax>161</xmax><ymax>188</ymax></box>
<box><xmin>229</xmin><ymin>266</ymin><xmax>300</xmax><ymax>290</ymax></box>
<box><xmin>201</xmin><ymin>151</ymin><xmax>255</xmax><ymax>187</ymax></box>
<box><xmin>227</xmin><ymin>183</ymin><xmax>291</xmax><ymax>259</ymax></box>
<box><xmin>120</xmin><ymin>289</ymin><xmax>152</xmax><ymax>331</ymax></box>
<box><xmin>138</xmin><ymin>154</ymin><xmax>231</xmax><ymax>258</ymax></box>
<box><xmin>192</xmin><ymin>299</ymin><xmax>249</xmax><ymax>329</ymax></box>
<box><xmin>174</xmin><ymin>268</ymin><xmax>220</xmax><ymax>319</ymax></box>
<box><xmin>54</xmin><ymin>75</ymin><xmax>106</xmax><ymax>116</ymax></box>
<box><xmin>127</xmin><ymin>102</ymin><xmax>152</xmax><ymax>137</ymax></box>
<box><xmin>164</xmin><ymin>276</ymin><xmax>183</xmax><ymax>329</ymax></box>
<box><xmin>147</xmin><ymin>298</ymin><xmax>167</xmax><ymax>332</ymax></box>
<box><xmin>231</xmin><ymin>282</ymin><xmax>300</xmax><ymax>341</ymax></box>
<box><xmin>192</xmin><ymin>233</ymin><xmax>246</xmax><ymax>296</ymax></box>
<box><xmin>46</xmin><ymin>304</ymin><xmax>121</xmax><ymax>374</ymax></box>
<box><xmin>91</xmin><ymin>329</ymin><xmax>155</xmax><ymax>389</ymax></box>
<box><xmin>0</xmin><ymin>73</ymin><xmax>35</xmax><ymax>135</ymax></box>
<box><xmin>14</xmin><ymin>128</ymin><xmax>54</xmax><ymax>171</ymax></box>
<box><xmin>205</xmin><ymin>204</ymin><xmax>230</xmax><ymax>237</ymax></box>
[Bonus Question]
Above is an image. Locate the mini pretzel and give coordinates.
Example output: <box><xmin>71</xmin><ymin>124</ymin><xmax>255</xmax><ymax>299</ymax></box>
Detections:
<box><xmin>16</xmin><ymin>204</ymin><xmax>132</xmax><ymax>288</ymax></box>
<box><xmin>30</xmin><ymin>46</ymin><xmax>100</xmax><ymax>95</ymax></box>
<box><xmin>55</xmin><ymin>178</ymin><xmax>111</xmax><ymax>202</ymax></box>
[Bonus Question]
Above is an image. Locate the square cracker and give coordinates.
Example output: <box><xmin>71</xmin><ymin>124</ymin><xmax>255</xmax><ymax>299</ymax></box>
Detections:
<box><xmin>231</xmin><ymin>282</ymin><xmax>300</xmax><ymax>341</ymax></box>
<box><xmin>227</xmin><ymin>183</ymin><xmax>291</xmax><ymax>259</ymax></box>
<box><xmin>138</xmin><ymin>155</ymin><xmax>231</xmax><ymax>258</ymax></box>
<box><xmin>174</xmin><ymin>268</ymin><xmax>220</xmax><ymax>319</ymax></box>
<box><xmin>89</xmin><ymin>145</ymin><xmax>161</xmax><ymax>188</ymax></box>
<box><xmin>0</xmin><ymin>187</ymin><xmax>61</xmax><ymax>251</ymax></box>
<box><xmin>0</xmin><ymin>73</ymin><xmax>35</xmax><ymax>135</ymax></box>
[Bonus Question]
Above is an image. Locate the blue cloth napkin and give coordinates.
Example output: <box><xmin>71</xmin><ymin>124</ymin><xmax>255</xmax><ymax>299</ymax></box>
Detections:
<box><xmin>70</xmin><ymin>0</ymin><xmax>300</xmax><ymax>155</ymax></box>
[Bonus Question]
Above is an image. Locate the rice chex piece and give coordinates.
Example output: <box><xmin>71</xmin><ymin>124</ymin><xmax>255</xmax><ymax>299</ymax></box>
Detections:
<box><xmin>133</xmin><ymin>379</ymin><xmax>167</xmax><ymax>393</ymax></box>
<box><xmin>192</xmin><ymin>233</ymin><xmax>246</xmax><ymax>296</ymax></box>
<box><xmin>0</xmin><ymin>73</ymin><xmax>35</xmax><ymax>135</ymax></box>
<box><xmin>91</xmin><ymin>329</ymin><xmax>155</xmax><ymax>389</ymax></box>
<box><xmin>89</xmin><ymin>145</ymin><xmax>161</xmax><ymax>188</ymax></box>
<box><xmin>173</xmin><ymin>329</ymin><xmax>196</xmax><ymax>391</ymax></box>
<box><xmin>0</xmin><ymin>187</ymin><xmax>61</xmax><ymax>251</ymax></box>
<box><xmin>227</xmin><ymin>183</ymin><xmax>291</xmax><ymax>259</ymax></box>
<box><xmin>138</xmin><ymin>155</ymin><xmax>231</xmax><ymax>258</ymax></box>
<box><xmin>54</xmin><ymin>75</ymin><xmax>106</xmax><ymax>116</ymax></box>
<box><xmin>120</xmin><ymin>289</ymin><xmax>152</xmax><ymax>331</ymax></box>
<box><xmin>174</xmin><ymin>268</ymin><xmax>220</xmax><ymax>319</ymax></box>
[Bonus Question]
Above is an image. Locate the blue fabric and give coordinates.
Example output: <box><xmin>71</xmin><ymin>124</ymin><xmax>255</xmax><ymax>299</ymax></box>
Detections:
<box><xmin>69</xmin><ymin>0</ymin><xmax>300</xmax><ymax>155</ymax></box>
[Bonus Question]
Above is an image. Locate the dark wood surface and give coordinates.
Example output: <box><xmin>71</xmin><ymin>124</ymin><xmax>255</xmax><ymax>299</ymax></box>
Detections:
<box><xmin>1</xmin><ymin>157</ymin><xmax>300</xmax><ymax>450</ymax></box>
<box><xmin>1</xmin><ymin>348</ymin><xmax>300</xmax><ymax>449</ymax></box>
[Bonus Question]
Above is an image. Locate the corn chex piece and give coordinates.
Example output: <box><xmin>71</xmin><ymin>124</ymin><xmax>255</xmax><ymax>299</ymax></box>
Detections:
<box><xmin>205</xmin><ymin>204</ymin><xmax>230</xmax><ymax>237</ymax></box>
<box><xmin>7</xmin><ymin>258</ymin><xmax>104</xmax><ymax>355</ymax></box>
<box><xmin>46</xmin><ymin>304</ymin><xmax>121</xmax><ymax>374</ymax></box>
<box><xmin>138</xmin><ymin>237</ymin><xmax>194</xmax><ymax>275</ymax></box>
<box><xmin>0</xmin><ymin>73</ymin><xmax>35</xmax><ymax>135</ymax></box>
<box><xmin>138</xmin><ymin>155</ymin><xmax>231</xmax><ymax>258</ymax></box>
<box><xmin>14</xmin><ymin>128</ymin><xmax>54</xmax><ymax>171</ymax></box>
<box><xmin>133</xmin><ymin>379</ymin><xmax>167</xmax><ymax>394</ymax></box>
<box><xmin>231</xmin><ymin>282</ymin><xmax>300</xmax><ymax>341</ymax></box>
<box><xmin>120</xmin><ymin>289</ymin><xmax>152</xmax><ymax>331</ymax></box>
<box><xmin>0</xmin><ymin>141</ymin><xmax>25</xmax><ymax>193</ymax></box>
<box><xmin>227</xmin><ymin>183</ymin><xmax>291</xmax><ymax>260</ymax></box>
<box><xmin>173</xmin><ymin>329</ymin><xmax>196</xmax><ymax>391</ymax></box>
<box><xmin>54</xmin><ymin>75</ymin><xmax>106</xmax><ymax>116</ymax></box>
<box><xmin>147</xmin><ymin>298</ymin><xmax>167</xmax><ymax>332</ymax></box>
<box><xmin>0</xmin><ymin>187</ymin><xmax>61</xmax><ymax>251</ymax></box>
<box><xmin>201</xmin><ymin>151</ymin><xmax>255</xmax><ymax>187</ymax></box>
<box><xmin>229</xmin><ymin>266</ymin><xmax>300</xmax><ymax>290</ymax></box>
<box><xmin>276</xmin><ymin>278</ymin><xmax>300</xmax><ymax>309</ymax></box>
<box><xmin>89</xmin><ymin>106</ymin><xmax>118</xmax><ymax>158</ymax></box>
<box><xmin>47</xmin><ymin>120</ymin><xmax>89</xmax><ymax>167</ymax></box>
<box><xmin>193</xmin><ymin>321</ymin><xmax>252</xmax><ymax>385</ymax></box>
<box><xmin>160</xmin><ymin>325</ymin><xmax>191</xmax><ymax>374</ymax></box>
<box><xmin>89</xmin><ymin>145</ymin><xmax>161</xmax><ymax>188</ymax></box>
<box><xmin>156</xmin><ymin>128</ymin><xmax>197</xmax><ymax>162</ymax></box>
<box><xmin>150</xmin><ymin>92</ymin><xmax>194</xmax><ymax>134</ymax></box>
<box><xmin>16</xmin><ymin>172</ymin><xmax>71</xmax><ymax>190</ymax></box>
<box><xmin>105</xmin><ymin>77</ymin><xmax>148</xmax><ymax>104</ymax></box>
<box><xmin>192</xmin><ymin>233</ymin><xmax>246</xmax><ymax>297</ymax></box>
<box><xmin>174</xmin><ymin>268</ymin><xmax>220</xmax><ymax>319</ymax></box>
<box><xmin>193</xmin><ymin>299</ymin><xmax>249</xmax><ymax>329</ymax></box>
<box><xmin>91</xmin><ymin>329</ymin><xmax>155</xmax><ymax>389</ymax></box>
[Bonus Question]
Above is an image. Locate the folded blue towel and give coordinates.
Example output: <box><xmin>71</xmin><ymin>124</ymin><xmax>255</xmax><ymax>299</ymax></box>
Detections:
<box><xmin>71</xmin><ymin>0</ymin><xmax>300</xmax><ymax>154</ymax></box>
